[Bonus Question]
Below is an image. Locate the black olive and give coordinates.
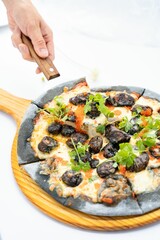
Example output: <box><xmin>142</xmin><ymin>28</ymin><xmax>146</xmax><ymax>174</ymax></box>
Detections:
<box><xmin>89</xmin><ymin>158</ymin><xmax>99</xmax><ymax>169</ymax></box>
<box><xmin>97</xmin><ymin>161</ymin><xmax>117</xmax><ymax>178</ymax></box>
<box><xmin>106</xmin><ymin>93</ymin><xmax>135</xmax><ymax>107</ymax></box>
<box><xmin>127</xmin><ymin>117</ymin><xmax>141</xmax><ymax>135</ymax></box>
<box><xmin>74</xmin><ymin>151</ymin><xmax>92</xmax><ymax>163</ymax></box>
<box><xmin>89</xmin><ymin>136</ymin><xmax>103</xmax><ymax>153</ymax></box>
<box><xmin>48</xmin><ymin>122</ymin><xmax>62</xmax><ymax>134</ymax></box>
<box><xmin>103</xmin><ymin>143</ymin><xmax>119</xmax><ymax>158</ymax></box>
<box><xmin>69</xmin><ymin>93</ymin><xmax>89</xmax><ymax>105</ymax></box>
<box><xmin>66</xmin><ymin>132</ymin><xmax>89</xmax><ymax>148</ymax></box>
<box><xmin>131</xmin><ymin>104</ymin><xmax>153</xmax><ymax>116</ymax></box>
<box><xmin>130</xmin><ymin>116</ymin><xmax>139</xmax><ymax>125</ymax></box>
<box><xmin>86</xmin><ymin>102</ymin><xmax>101</xmax><ymax>119</ymax></box>
<box><xmin>67</xmin><ymin>114</ymin><xmax>76</xmax><ymax>122</ymax></box>
<box><xmin>105</xmin><ymin>124</ymin><xmax>131</xmax><ymax>144</ymax></box>
<box><xmin>127</xmin><ymin>152</ymin><xmax>149</xmax><ymax>172</ymax></box>
<box><xmin>128</xmin><ymin>124</ymin><xmax>140</xmax><ymax>135</ymax></box>
<box><xmin>61</xmin><ymin>124</ymin><xmax>76</xmax><ymax>137</ymax></box>
<box><xmin>98</xmin><ymin>174</ymin><xmax>132</xmax><ymax>204</ymax></box>
<box><xmin>38</xmin><ymin>136</ymin><xmax>58</xmax><ymax>153</ymax></box>
<box><xmin>156</xmin><ymin>130</ymin><xmax>160</xmax><ymax>137</ymax></box>
<box><xmin>149</xmin><ymin>144</ymin><xmax>160</xmax><ymax>159</ymax></box>
<box><xmin>62</xmin><ymin>170</ymin><xmax>83</xmax><ymax>187</ymax></box>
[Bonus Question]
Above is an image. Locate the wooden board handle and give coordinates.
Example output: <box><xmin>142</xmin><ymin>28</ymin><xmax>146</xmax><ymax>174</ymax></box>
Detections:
<box><xmin>22</xmin><ymin>34</ymin><xmax>60</xmax><ymax>80</ymax></box>
<box><xmin>0</xmin><ymin>88</ymin><xmax>31</xmax><ymax>125</ymax></box>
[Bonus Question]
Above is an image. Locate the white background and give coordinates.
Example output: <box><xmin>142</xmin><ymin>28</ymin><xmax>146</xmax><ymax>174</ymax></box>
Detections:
<box><xmin>0</xmin><ymin>1</ymin><xmax>160</xmax><ymax>239</ymax></box>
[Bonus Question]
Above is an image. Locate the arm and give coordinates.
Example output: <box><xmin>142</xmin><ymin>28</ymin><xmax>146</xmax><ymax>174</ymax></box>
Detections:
<box><xmin>2</xmin><ymin>0</ymin><xmax>54</xmax><ymax>73</ymax></box>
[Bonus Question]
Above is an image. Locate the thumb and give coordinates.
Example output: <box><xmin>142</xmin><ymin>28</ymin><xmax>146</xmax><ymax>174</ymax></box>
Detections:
<box><xmin>29</xmin><ymin>28</ymin><xmax>48</xmax><ymax>58</ymax></box>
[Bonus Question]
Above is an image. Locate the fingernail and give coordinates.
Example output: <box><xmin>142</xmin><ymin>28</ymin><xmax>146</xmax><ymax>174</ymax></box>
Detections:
<box><xmin>39</xmin><ymin>48</ymin><xmax>48</xmax><ymax>57</ymax></box>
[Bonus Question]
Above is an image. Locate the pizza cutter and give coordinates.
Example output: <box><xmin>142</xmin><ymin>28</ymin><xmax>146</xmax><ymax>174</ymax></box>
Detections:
<box><xmin>21</xmin><ymin>34</ymin><xmax>60</xmax><ymax>81</ymax></box>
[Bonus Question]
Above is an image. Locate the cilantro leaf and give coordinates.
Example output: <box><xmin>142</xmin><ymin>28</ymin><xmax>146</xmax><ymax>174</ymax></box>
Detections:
<box><xmin>84</xmin><ymin>93</ymin><xmax>114</xmax><ymax>118</ymax></box>
<box><xmin>119</xmin><ymin>117</ymin><xmax>133</xmax><ymax>132</ymax></box>
<box><xmin>96</xmin><ymin>124</ymin><xmax>105</xmax><ymax>134</ymax></box>
<box><xmin>134</xmin><ymin>115</ymin><xmax>159</xmax><ymax>149</ymax></box>
<box><xmin>136</xmin><ymin>139</ymin><xmax>146</xmax><ymax>153</ymax></box>
<box><xmin>143</xmin><ymin>137</ymin><xmax>156</xmax><ymax>147</ymax></box>
<box><xmin>69</xmin><ymin>139</ymin><xmax>91</xmax><ymax>172</ymax></box>
<box><xmin>46</xmin><ymin>96</ymin><xmax>69</xmax><ymax>120</ymax></box>
<box><xmin>113</xmin><ymin>143</ymin><xmax>137</xmax><ymax>168</ymax></box>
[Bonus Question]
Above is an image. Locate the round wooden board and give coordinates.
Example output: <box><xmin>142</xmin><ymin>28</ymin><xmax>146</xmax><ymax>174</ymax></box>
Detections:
<box><xmin>1</xmin><ymin>88</ymin><xmax>160</xmax><ymax>231</ymax></box>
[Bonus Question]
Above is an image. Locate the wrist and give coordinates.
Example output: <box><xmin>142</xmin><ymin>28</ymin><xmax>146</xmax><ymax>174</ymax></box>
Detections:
<box><xmin>2</xmin><ymin>0</ymin><xmax>32</xmax><ymax>11</ymax></box>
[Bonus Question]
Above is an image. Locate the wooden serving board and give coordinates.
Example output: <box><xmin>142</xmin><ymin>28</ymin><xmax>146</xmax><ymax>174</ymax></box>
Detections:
<box><xmin>0</xmin><ymin>88</ymin><xmax>160</xmax><ymax>231</ymax></box>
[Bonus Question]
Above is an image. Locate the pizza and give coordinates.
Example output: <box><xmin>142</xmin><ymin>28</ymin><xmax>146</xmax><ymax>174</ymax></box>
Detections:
<box><xmin>18</xmin><ymin>78</ymin><xmax>160</xmax><ymax>216</ymax></box>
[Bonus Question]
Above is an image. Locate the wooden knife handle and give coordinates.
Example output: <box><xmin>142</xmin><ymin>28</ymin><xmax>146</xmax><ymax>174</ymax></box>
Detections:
<box><xmin>22</xmin><ymin>34</ymin><xmax>60</xmax><ymax>80</ymax></box>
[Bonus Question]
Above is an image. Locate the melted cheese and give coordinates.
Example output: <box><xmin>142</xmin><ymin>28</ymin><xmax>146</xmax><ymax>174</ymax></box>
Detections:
<box><xmin>127</xmin><ymin>170</ymin><xmax>160</xmax><ymax>194</ymax></box>
<box><xmin>135</xmin><ymin>96</ymin><xmax>160</xmax><ymax>115</ymax></box>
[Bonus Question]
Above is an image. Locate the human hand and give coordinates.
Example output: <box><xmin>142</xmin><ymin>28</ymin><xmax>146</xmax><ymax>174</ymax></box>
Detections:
<box><xmin>3</xmin><ymin>0</ymin><xmax>54</xmax><ymax>73</ymax></box>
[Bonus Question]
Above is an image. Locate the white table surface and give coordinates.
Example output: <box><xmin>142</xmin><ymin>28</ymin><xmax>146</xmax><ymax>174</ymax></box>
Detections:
<box><xmin>0</xmin><ymin>1</ymin><xmax>160</xmax><ymax>239</ymax></box>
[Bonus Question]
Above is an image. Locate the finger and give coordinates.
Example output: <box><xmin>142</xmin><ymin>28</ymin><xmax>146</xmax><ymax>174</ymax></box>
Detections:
<box><xmin>28</xmin><ymin>27</ymin><xmax>49</xmax><ymax>58</ymax></box>
<box><xmin>18</xmin><ymin>43</ymin><xmax>34</xmax><ymax>61</ymax></box>
<box><xmin>11</xmin><ymin>27</ymin><xmax>22</xmax><ymax>48</ymax></box>
<box><xmin>36</xmin><ymin>67</ymin><xmax>42</xmax><ymax>74</ymax></box>
<box><xmin>41</xmin><ymin>23</ymin><xmax>54</xmax><ymax>61</ymax></box>
<box><xmin>46</xmin><ymin>37</ymin><xmax>55</xmax><ymax>61</ymax></box>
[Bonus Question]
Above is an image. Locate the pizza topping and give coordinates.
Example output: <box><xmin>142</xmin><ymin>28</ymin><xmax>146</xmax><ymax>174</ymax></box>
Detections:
<box><xmin>39</xmin><ymin>157</ymin><xmax>56</xmax><ymax>175</ymax></box>
<box><xmin>96</xmin><ymin>124</ymin><xmax>105</xmax><ymax>134</ymax></box>
<box><xmin>105</xmin><ymin>124</ymin><xmax>131</xmax><ymax>144</ymax></box>
<box><xmin>74</xmin><ymin>151</ymin><xmax>92</xmax><ymax>163</ymax></box>
<box><xmin>98</xmin><ymin>174</ymin><xmax>132</xmax><ymax>204</ymax></box>
<box><xmin>46</xmin><ymin>96</ymin><xmax>69</xmax><ymax>120</ymax></box>
<box><xmin>61</xmin><ymin>124</ymin><xmax>76</xmax><ymax>137</ymax></box>
<box><xmin>38</xmin><ymin>136</ymin><xmax>58</xmax><ymax>153</ymax></box>
<box><xmin>48</xmin><ymin>122</ymin><xmax>62</xmax><ymax>135</ymax></box>
<box><xmin>119</xmin><ymin>116</ymin><xmax>142</xmax><ymax>135</ymax></box>
<box><xmin>156</xmin><ymin>130</ymin><xmax>160</xmax><ymax>137</ymax></box>
<box><xmin>66</xmin><ymin>133</ymin><xmax>89</xmax><ymax>148</ymax></box>
<box><xmin>69</xmin><ymin>92</ymin><xmax>89</xmax><ymax>105</ymax></box>
<box><xmin>113</xmin><ymin>143</ymin><xmax>136</xmax><ymax>168</ymax></box>
<box><xmin>66</xmin><ymin>112</ymin><xmax>76</xmax><ymax>122</ymax></box>
<box><xmin>106</xmin><ymin>93</ymin><xmax>135</xmax><ymax>107</ymax></box>
<box><xmin>103</xmin><ymin>143</ymin><xmax>119</xmax><ymax>158</ymax></box>
<box><xmin>149</xmin><ymin>143</ymin><xmax>160</xmax><ymax>158</ymax></box>
<box><xmin>97</xmin><ymin>161</ymin><xmax>117</xmax><ymax>178</ymax></box>
<box><xmin>86</xmin><ymin>102</ymin><xmax>101</xmax><ymax>119</ymax></box>
<box><xmin>127</xmin><ymin>152</ymin><xmax>149</xmax><ymax>172</ymax></box>
<box><xmin>89</xmin><ymin>158</ymin><xmax>100</xmax><ymax>169</ymax></box>
<box><xmin>69</xmin><ymin>141</ymin><xmax>91</xmax><ymax>172</ymax></box>
<box><xmin>62</xmin><ymin>170</ymin><xmax>83</xmax><ymax>187</ymax></box>
<box><xmin>84</xmin><ymin>93</ymin><xmax>114</xmax><ymax>119</ymax></box>
<box><xmin>89</xmin><ymin>136</ymin><xmax>103</xmax><ymax>153</ymax></box>
<box><xmin>131</xmin><ymin>105</ymin><xmax>153</xmax><ymax>116</ymax></box>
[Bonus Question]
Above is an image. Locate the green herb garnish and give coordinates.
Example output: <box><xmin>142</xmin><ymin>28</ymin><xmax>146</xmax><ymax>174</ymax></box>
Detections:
<box><xmin>69</xmin><ymin>139</ymin><xmax>91</xmax><ymax>172</ymax></box>
<box><xmin>134</xmin><ymin>116</ymin><xmax>159</xmax><ymax>149</ymax></box>
<box><xmin>96</xmin><ymin>124</ymin><xmax>105</xmax><ymax>134</ymax></box>
<box><xmin>119</xmin><ymin>117</ymin><xmax>133</xmax><ymax>132</ymax></box>
<box><xmin>46</xmin><ymin>96</ymin><xmax>69</xmax><ymax>120</ymax></box>
<box><xmin>84</xmin><ymin>93</ymin><xmax>114</xmax><ymax>118</ymax></box>
<box><xmin>136</xmin><ymin>139</ymin><xmax>146</xmax><ymax>153</ymax></box>
<box><xmin>88</xmin><ymin>175</ymin><xmax>98</xmax><ymax>183</ymax></box>
<box><xmin>113</xmin><ymin>143</ymin><xmax>137</xmax><ymax>168</ymax></box>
